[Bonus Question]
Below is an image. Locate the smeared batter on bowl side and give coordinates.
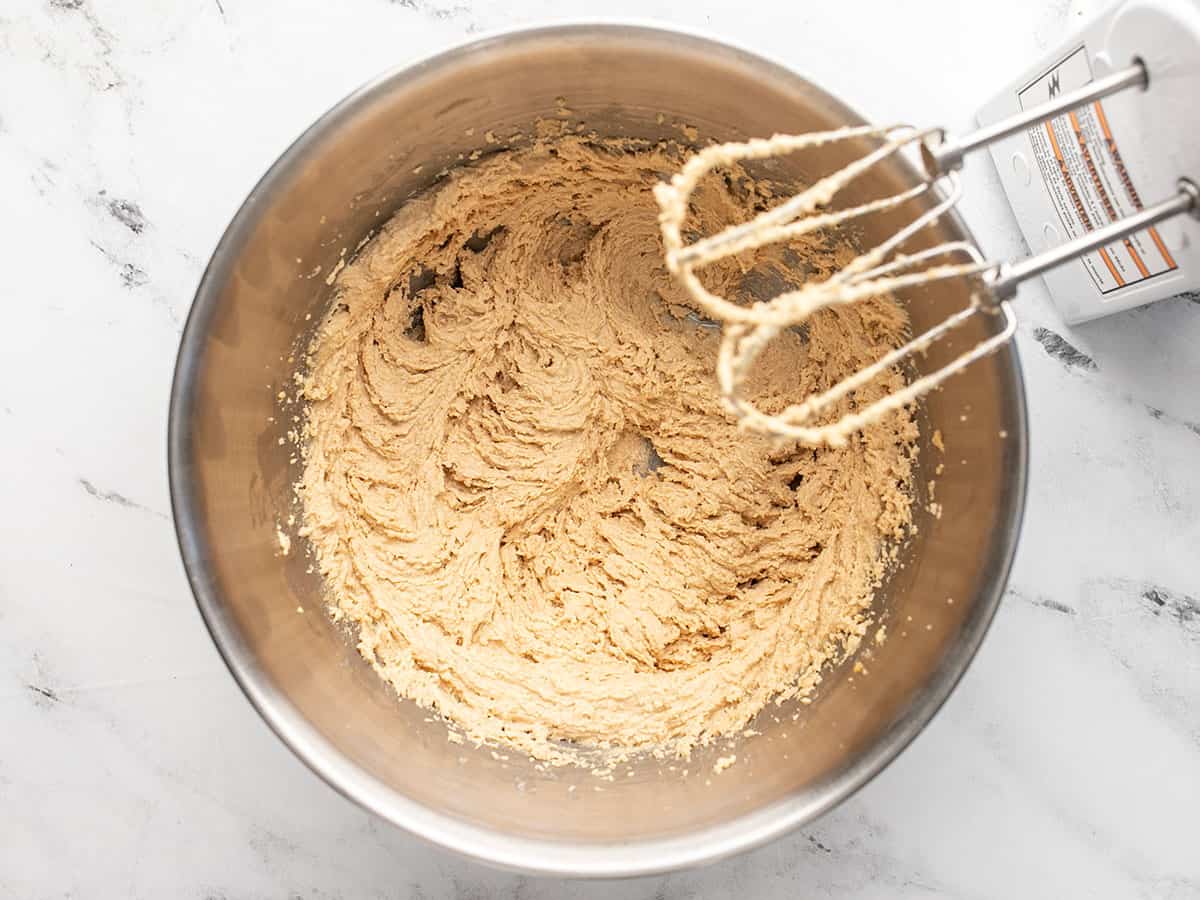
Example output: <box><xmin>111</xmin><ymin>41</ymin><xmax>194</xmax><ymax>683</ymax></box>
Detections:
<box><xmin>297</xmin><ymin>134</ymin><xmax>918</xmax><ymax>764</ymax></box>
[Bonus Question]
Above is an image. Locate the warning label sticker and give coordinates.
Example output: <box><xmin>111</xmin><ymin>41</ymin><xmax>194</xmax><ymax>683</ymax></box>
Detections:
<box><xmin>1019</xmin><ymin>45</ymin><xmax>1177</xmax><ymax>295</ymax></box>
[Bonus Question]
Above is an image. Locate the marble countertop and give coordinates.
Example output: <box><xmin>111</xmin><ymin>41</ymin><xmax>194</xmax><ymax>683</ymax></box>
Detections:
<box><xmin>3</xmin><ymin>0</ymin><xmax>1198</xmax><ymax>896</ymax></box>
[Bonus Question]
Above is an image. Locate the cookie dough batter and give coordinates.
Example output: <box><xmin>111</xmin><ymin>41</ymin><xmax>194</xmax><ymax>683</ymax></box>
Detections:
<box><xmin>298</xmin><ymin>135</ymin><xmax>918</xmax><ymax>762</ymax></box>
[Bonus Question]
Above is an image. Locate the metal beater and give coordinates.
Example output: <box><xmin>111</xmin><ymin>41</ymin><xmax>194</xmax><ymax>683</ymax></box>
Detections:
<box><xmin>654</xmin><ymin>58</ymin><xmax>1198</xmax><ymax>447</ymax></box>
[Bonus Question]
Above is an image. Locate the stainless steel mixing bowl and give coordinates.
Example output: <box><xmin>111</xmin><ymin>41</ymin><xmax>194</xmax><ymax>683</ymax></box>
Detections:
<box><xmin>169</xmin><ymin>24</ymin><xmax>1027</xmax><ymax>876</ymax></box>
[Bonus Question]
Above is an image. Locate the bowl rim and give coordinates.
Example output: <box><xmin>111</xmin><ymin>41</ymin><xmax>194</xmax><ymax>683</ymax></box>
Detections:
<box><xmin>168</xmin><ymin>20</ymin><xmax>1028</xmax><ymax>878</ymax></box>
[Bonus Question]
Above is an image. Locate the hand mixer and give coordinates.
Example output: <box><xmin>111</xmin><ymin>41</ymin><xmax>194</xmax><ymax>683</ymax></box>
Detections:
<box><xmin>655</xmin><ymin>0</ymin><xmax>1200</xmax><ymax>447</ymax></box>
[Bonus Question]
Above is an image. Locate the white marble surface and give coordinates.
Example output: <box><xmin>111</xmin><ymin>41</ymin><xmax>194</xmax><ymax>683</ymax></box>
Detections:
<box><xmin>3</xmin><ymin>0</ymin><xmax>1199</xmax><ymax>896</ymax></box>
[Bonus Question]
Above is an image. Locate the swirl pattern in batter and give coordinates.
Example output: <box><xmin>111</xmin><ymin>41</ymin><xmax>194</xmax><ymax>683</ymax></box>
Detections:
<box><xmin>298</xmin><ymin>135</ymin><xmax>917</xmax><ymax>763</ymax></box>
